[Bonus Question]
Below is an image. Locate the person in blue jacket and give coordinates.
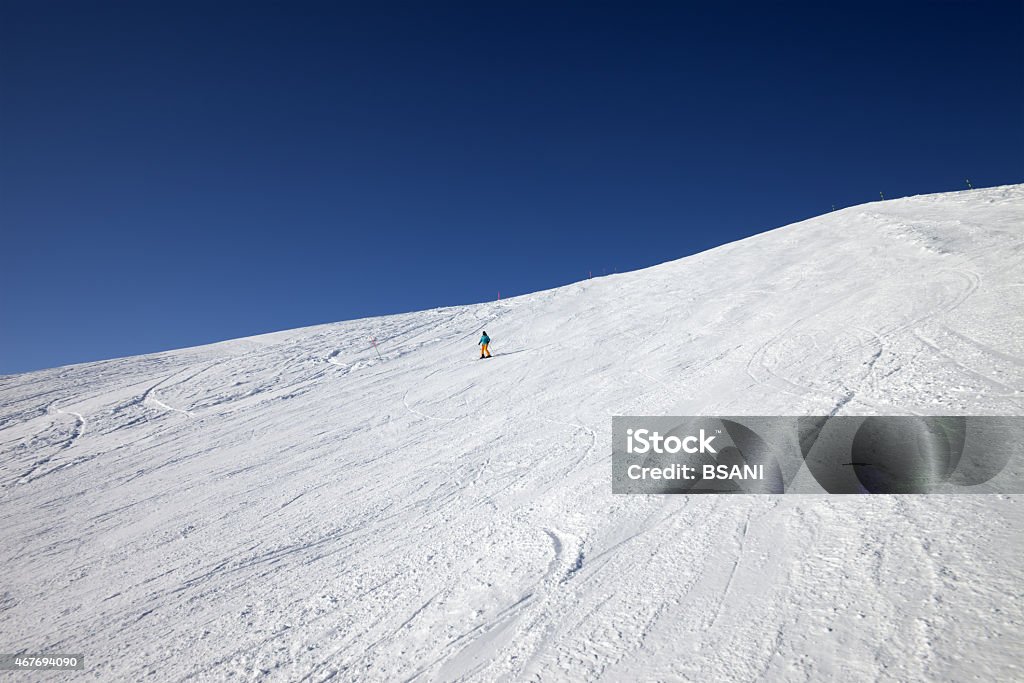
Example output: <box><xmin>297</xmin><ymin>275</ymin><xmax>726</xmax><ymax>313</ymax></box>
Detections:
<box><xmin>479</xmin><ymin>331</ymin><xmax>491</xmax><ymax>358</ymax></box>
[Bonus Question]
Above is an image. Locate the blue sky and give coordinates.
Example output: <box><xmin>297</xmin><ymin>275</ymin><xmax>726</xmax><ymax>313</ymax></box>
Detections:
<box><xmin>1</xmin><ymin>1</ymin><xmax>1021</xmax><ymax>374</ymax></box>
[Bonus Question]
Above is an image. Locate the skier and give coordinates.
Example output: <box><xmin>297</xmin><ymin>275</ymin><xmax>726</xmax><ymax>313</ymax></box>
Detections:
<box><xmin>479</xmin><ymin>331</ymin><xmax>492</xmax><ymax>359</ymax></box>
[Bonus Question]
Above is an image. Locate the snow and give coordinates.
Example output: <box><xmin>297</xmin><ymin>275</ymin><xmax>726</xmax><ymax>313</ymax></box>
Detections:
<box><xmin>1</xmin><ymin>185</ymin><xmax>1022</xmax><ymax>681</ymax></box>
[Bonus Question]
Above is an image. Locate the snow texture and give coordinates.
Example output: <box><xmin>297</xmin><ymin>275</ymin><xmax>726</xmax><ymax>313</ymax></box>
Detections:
<box><xmin>1</xmin><ymin>185</ymin><xmax>1022</xmax><ymax>681</ymax></box>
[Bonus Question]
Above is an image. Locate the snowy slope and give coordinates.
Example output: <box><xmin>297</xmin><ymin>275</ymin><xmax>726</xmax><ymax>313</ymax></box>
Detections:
<box><xmin>1</xmin><ymin>185</ymin><xmax>1022</xmax><ymax>681</ymax></box>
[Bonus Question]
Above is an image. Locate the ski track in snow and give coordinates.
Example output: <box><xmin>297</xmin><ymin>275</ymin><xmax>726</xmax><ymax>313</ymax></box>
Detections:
<box><xmin>11</xmin><ymin>401</ymin><xmax>89</xmax><ymax>484</ymax></box>
<box><xmin>49</xmin><ymin>400</ymin><xmax>86</xmax><ymax>446</ymax></box>
<box><xmin>142</xmin><ymin>368</ymin><xmax>202</xmax><ymax>418</ymax></box>
<box><xmin>143</xmin><ymin>389</ymin><xmax>194</xmax><ymax>418</ymax></box>
<box><xmin>0</xmin><ymin>185</ymin><xmax>1023</xmax><ymax>681</ymax></box>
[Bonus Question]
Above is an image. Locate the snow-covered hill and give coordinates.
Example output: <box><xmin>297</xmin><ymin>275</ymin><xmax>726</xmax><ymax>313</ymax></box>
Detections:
<box><xmin>1</xmin><ymin>185</ymin><xmax>1022</xmax><ymax>681</ymax></box>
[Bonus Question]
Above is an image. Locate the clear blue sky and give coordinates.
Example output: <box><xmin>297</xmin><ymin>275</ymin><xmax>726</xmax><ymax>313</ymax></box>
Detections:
<box><xmin>1</xmin><ymin>1</ymin><xmax>1021</xmax><ymax>374</ymax></box>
